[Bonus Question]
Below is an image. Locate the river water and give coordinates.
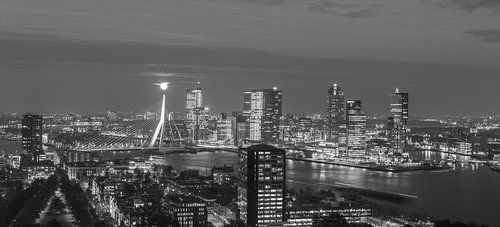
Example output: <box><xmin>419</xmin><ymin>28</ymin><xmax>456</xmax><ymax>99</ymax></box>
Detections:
<box><xmin>151</xmin><ymin>151</ymin><xmax>500</xmax><ymax>226</ymax></box>
<box><xmin>1</xmin><ymin>139</ymin><xmax>499</xmax><ymax>226</ymax></box>
<box><xmin>0</xmin><ymin>138</ymin><xmax>22</xmax><ymax>155</ymax></box>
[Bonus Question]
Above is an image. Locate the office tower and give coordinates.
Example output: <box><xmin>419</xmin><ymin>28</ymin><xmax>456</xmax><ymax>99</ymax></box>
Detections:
<box><xmin>237</xmin><ymin>144</ymin><xmax>286</xmax><ymax>226</ymax></box>
<box><xmin>326</xmin><ymin>83</ymin><xmax>345</xmax><ymax>141</ymax></box>
<box><xmin>243</xmin><ymin>88</ymin><xmax>283</xmax><ymax>143</ymax></box>
<box><xmin>232</xmin><ymin>112</ymin><xmax>249</xmax><ymax>147</ymax></box>
<box><xmin>387</xmin><ymin>88</ymin><xmax>409</xmax><ymax>155</ymax></box>
<box><xmin>22</xmin><ymin>113</ymin><xmax>43</xmax><ymax>161</ymax></box>
<box><xmin>337</xmin><ymin>123</ymin><xmax>348</xmax><ymax>156</ymax></box>
<box><xmin>186</xmin><ymin>83</ymin><xmax>207</xmax><ymax>142</ymax></box>
<box><xmin>346</xmin><ymin>100</ymin><xmax>367</xmax><ymax>158</ymax></box>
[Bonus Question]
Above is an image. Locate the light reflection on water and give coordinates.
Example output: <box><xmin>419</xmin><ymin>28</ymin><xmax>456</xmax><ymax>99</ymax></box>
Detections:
<box><xmin>151</xmin><ymin>151</ymin><xmax>499</xmax><ymax>226</ymax></box>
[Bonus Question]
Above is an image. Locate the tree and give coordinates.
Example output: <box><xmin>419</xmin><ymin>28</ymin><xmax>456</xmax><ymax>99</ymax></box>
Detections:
<box><xmin>48</xmin><ymin>197</ymin><xmax>66</xmax><ymax>215</ymax></box>
<box><xmin>47</xmin><ymin>219</ymin><xmax>64</xmax><ymax>227</ymax></box>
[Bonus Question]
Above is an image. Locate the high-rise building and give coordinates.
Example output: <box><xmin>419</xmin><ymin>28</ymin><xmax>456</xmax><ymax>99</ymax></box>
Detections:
<box><xmin>346</xmin><ymin>100</ymin><xmax>366</xmax><ymax>158</ymax></box>
<box><xmin>22</xmin><ymin>113</ymin><xmax>43</xmax><ymax>161</ymax></box>
<box><xmin>337</xmin><ymin>123</ymin><xmax>348</xmax><ymax>156</ymax></box>
<box><xmin>326</xmin><ymin>83</ymin><xmax>345</xmax><ymax>141</ymax></box>
<box><xmin>387</xmin><ymin>88</ymin><xmax>409</xmax><ymax>155</ymax></box>
<box><xmin>186</xmin><ymin>83</ymin><xmax>207</xmax><ymax>142</ymax></box>
<box><xmin>243</xmin><ymin>88</ymin><xmax>282</xmax><ymax>143</ymax></box>
<box><xmin>232</xmin><ymin>112</ymin><xmax>249</xmax><ymax>147</ymax></box>
<box><xmin>237</xmin><ymin>144</ymin><xmax>286</xmax><ymax>227</ymax></box>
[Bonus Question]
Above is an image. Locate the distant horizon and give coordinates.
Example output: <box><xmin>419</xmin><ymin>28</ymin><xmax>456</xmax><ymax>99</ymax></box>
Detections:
<box><xmin>2</xmin><ymin>109</ymin><xmax>499</xmax><ymax>120</ymax></box>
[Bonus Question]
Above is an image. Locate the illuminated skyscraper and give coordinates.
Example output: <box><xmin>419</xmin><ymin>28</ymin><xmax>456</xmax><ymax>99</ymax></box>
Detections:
<box><xmin>237</xmin><ymin>144</ymin><xmax>286</xmax><ymax>226</ymax></box>
<box><xmin>186</xmin><ymin>83</ymin><xmax>203</xmax><ymax>110</ymax></box>
<box><xmin>232</xmin><ymin>112</ymin><xmax>249</xmax><ymax>147</ymax></box>
<box><xmin>186</xmin><ymin>82</ymin><xmax>207</xmax><ymax>142</ymax></box>
<box><xmin>346</xmin><ymin>100</ymin><xmax>366</xmax><ymax>158</ymax></box>
<box><xmin>387</xmin><ymin>88</ymin><xmax>409</xmax><ymax>155</ymax></box>
<box><xmin>326</xmin><ymin>83</ymin><xmax>345</xmax><ymax>141</ymax></box>
<box><xmin>22</xmin><ymin>113</ymin><xmax>43</xmax><ymax>161</ymax></box>
<box><xmin>243</xmin><ymin>88</ymin><xmax>282</xmax><ymax>143</ymax></box>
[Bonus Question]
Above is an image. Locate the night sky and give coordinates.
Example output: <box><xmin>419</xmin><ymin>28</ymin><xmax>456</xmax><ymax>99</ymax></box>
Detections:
<box><xmin>1</xmin><ymin>0</ymin><xmax>500</xmax><ymax>116</ymax></box>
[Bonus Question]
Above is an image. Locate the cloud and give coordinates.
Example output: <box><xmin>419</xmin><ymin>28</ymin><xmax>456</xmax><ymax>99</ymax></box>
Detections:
<box><xmin>0</xmin><ymin>30</ymin><xmax>62</xmax><ymax>40</ymax></box>
<box><xmin>464</xmin><ymin>29</ymin><xmax>500</xmax><ymax>42</ymax></box>
<box><xmin>424</xmin><ymin>0</ymin><xmax>500</xmax><ymax>11</ymax></box>
<box><xmin>308</xmin><ymin>0</ymin><xmax>378</xmax><ymax>18</ymax></box>
<box><xmin>150</xmin><ymin>72</ymin><xmax>201</xmax><ymax>79</ymax></box>
<box><xmin>242</xmin><ymin>0</ymin><xmax>285</xmax><ymax>4</ymax></box>
<box><xmin>309</xmin><ymin>0</ymin><xmax>357</xmax><ymax>10</ymax></box>
<box><xmin>151</xmin><ymin>72</ymin><xmax>177</xmax><ymax>77</ymax></box>
<box><xmin>343</xmin><ymin>8</ymin><xmax>376</xmax><ymax>18</ymax></box>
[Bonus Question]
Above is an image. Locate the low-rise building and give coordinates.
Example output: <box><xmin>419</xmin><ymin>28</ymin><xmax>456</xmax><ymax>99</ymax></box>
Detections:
<box><xmin>66</xmin><ymin>161</ymin><xmax>107</xmax><ymax>180</ymax></box>
<box><xmin>211</xmin><ymin>165</ymin><xmax>234</xmax><ymax>185</ymax></box>
<box><xmin>21</xmin><ymin>160</ymin><xmax>55</xmax><ymax>182</ymax></box>
<box><xmin>285</xmin><ymin>207</ymin><xmax>372</xmax><ymax>226</ymax></box>
<box><xmin>165</xmin><ymin>194</ymin><xmax>208</xmax><ymax>227</ymax></box>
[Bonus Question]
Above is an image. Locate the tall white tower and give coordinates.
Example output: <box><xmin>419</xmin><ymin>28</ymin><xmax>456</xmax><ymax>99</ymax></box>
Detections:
<box><xmin>149</xmin><ymin>82</ymin><xmax>169</xmax><ymax>150</ymax></box>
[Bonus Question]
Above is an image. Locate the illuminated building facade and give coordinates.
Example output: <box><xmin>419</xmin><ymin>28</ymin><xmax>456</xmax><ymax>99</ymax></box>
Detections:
<box><xmin>387</xmin><ymin>88</ymin><xmax>409</xmax><ymax>155</ymax></box>
<box><xmin>67</xmin><ymin>150</ymin><xmax>95</xmax><ymax>163</ymax></box>
<box><xmin>216</xmin><ymin>113</ymin><xmax>233</xmax><ymax>144</ymax></box>
<box><xmin>22</xmin><ymin>113</ymin><xmax>43</xmax><ymax>161</ymax></box>
<box><xmin>166</xmin><ymin>195</ymin><xmax>208</xmax><ymax>227</ymax></box>
<box><xmin>237</xmin><ymin>144</ymin><xmax>286</xmax><ymax>226</ymax></box>
<box><xmin>232</xmin><ymin>112</ymin><xmax>249</xmax><ymax>147</ymax></box>
<box><xmin>285</xmin><ymin>207</ymin><xmax>372</xmax><ymax>226</ymax></box>
<box><xmin>338</xmin><ymin>123</ymin><xmax>348</xmax><ymax>156</ymax></box>
<box><xmin>326</xmin><ymin>83</ymin><xmax>345</xmax><ymax>142</ymax></box>
<box><xmin>346</xmin><ymin>100</ymin><xmax>367</xmax><ymax>158</ymax></box>
<box><xmin>22</xmin><ymin>160</ymin><xmax>55</xmax><ymax>182</ymax></box>
<box><xmin>66</xmin><ymin>161</ymin><xmax>107</xmax><ymax>180</ymax></box>
<box><xmin>298</xmin><ymin>117</ymin><xmax>312</xmax><ymax>132</ymax></box>
<box><xmin>243</xmin><ymin>88</ymin><xmax>282</xmax><ymax>143</ymax></box>
<box><xmin>186</xmin><ymin>83</ymin><xmax>208</xmax><ymax>142</ymax></box>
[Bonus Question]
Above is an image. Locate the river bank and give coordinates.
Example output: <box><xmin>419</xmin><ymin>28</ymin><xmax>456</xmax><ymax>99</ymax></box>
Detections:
<box><xmin>288</xmin><ymin>157</ymin><xmax>445</xmax><ymax>173</ymax></box>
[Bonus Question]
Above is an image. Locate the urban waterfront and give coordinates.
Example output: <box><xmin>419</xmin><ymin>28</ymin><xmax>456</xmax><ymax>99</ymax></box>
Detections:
<box><xmin>2</xmin><ymin>138</ymin><xmax>498</xmax><ymax>226</ymax></box>
<box><xmin>97</xmin><ymin>146</ymin><xmax>500</xmax><ymax>227</ymax></box>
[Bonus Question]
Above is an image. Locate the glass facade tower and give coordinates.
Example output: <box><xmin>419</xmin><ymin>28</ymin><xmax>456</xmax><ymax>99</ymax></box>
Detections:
<box><xmin>326</xmin><ymin>83</ymin><xmax>345</xmax><ymax>142</ymax></box>
<box><xmin>388</xmin><ymin>88</ymin><xmax>409</xmax><ymax>155</ymax></box>
<box><xmin>243</xmin><ymin>88</ymin><xmax>282</xmax><ymax>143</ymax></box>
<box><xmin>22</xmin><ymin>113</ymin><xmax>43</xmax><ymax>161</ymax></box>
<box><xmin>346</xmin><ymin>100</ymin><xmax>367</xmax><ymax>158</ymax></box>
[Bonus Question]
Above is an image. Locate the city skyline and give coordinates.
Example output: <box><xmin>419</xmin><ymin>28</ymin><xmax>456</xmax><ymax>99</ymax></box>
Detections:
<box><xmin>1</xmin><ymin>79</ymin><xmax>495</xmax><ymax>118</ymax></box>
<box><xmin>2</xmin><ymin>0</ymin><xmax>500</xmax><ymax>226</ymax></box>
